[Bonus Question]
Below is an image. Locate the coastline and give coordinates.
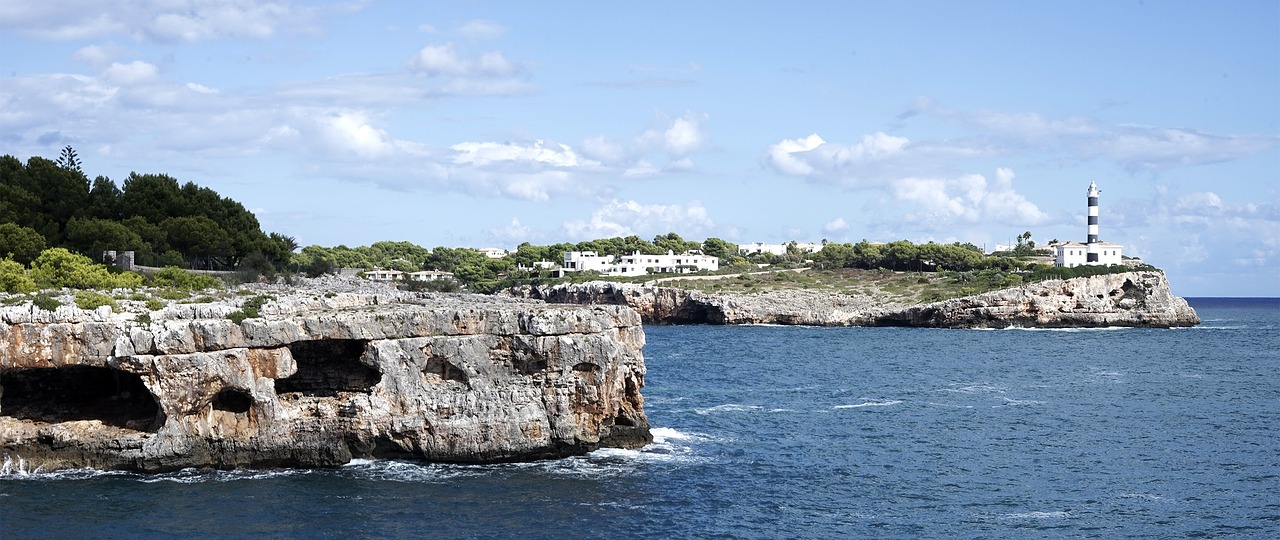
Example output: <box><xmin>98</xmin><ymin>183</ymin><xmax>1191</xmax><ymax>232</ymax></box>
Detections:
<box><xmin>504</xmin><ymin>270</ymin><xmax>1201</xmax><ymax>329</ymax></box>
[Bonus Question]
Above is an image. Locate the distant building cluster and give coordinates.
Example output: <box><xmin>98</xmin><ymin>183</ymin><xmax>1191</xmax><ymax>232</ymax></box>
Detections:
<box><xmin>557</xmin><ymin>250</ymin><xmax>719</xmax><ymax>278</ymax></box>
<box><xmin>737</xmin><ymin>242</ymin><xmax>822</xmax><ymax>256</ymax></box>
<box><xmin>361</xmin><ymin>184</ymin><xmax>1130</xmax><ymax>286</ymax></box>
<box><xmin>364</xmin><ymin>269</ymin><xmax>456</xmax><ymax>282</ymax></box>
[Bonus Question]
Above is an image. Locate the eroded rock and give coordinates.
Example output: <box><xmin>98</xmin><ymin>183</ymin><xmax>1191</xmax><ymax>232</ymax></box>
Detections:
<box><xmin>0</xmin><ymin>290</ymin><xmax>650</xmax><ymax>472</ymax></box>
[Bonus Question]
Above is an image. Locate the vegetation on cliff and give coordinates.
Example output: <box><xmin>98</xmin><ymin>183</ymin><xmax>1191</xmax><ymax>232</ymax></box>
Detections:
<box><xmin>1</xmin><ymin>147</ymin><xmax>294</xmax><ymax>273</ymax></box>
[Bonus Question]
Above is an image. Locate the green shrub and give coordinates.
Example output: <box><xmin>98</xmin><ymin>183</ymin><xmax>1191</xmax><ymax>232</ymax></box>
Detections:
<box><xmin>135</xmin><ymin>313</ymin><xmax>152</xmax><ymax>325</ymax></box>
<box><xmin>32</xmin><ymin>293</ymin><xmax>61</xmax><ymax>312</ymax></box>
<box><xmin>158</xmin><ymin>288</ymin><xmax>189</xmax><ymax>300</ymax></box>
<box><xmin>150</xmin><ymin>266</ymin><xmax>223</xmax><ymax>290</ymax></box>
<box><xmin>145</xmin><ymin>298</ymin><xmax>165</xmax><ymax>311</ymax></box>
<box><xmin>28</xmin><ymin>248</ymin><xmax>144</xmax><ymax>290</ymax></box>
<box><xmin>190</xmin><ymin>296</ymin><xmax>215</xmax><ymax>303</ymax></box>
<box><xmin>0</xmin><ymin>258</ymin><xmax>37</xmax><ymax>294</ymax></box>
<box><xmin>228</xmin><ymin>294</ymin><xmax>274</xmax><ymax>324</ymax></box>
<box><xmin>75</xmin><ymin>291</ymin><xmax>118</xmax><ymax>311</ymax></box>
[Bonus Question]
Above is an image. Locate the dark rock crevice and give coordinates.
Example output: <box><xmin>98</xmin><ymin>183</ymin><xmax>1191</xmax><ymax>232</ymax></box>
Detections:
<box><xmin>276</xmin><ymin>339</ymin><xmax>380</xmax><ymax>397</ymax></box>
<box><xmin>0</xmin><ymin>366</ymin><xmax>165</xmax><ymax>432</ymax></box>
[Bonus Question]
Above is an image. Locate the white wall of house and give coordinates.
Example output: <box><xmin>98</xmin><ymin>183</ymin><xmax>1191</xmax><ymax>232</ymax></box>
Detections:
<box><xmin>560</xmin><ymin>250</ymin><xmax>718</xmax><ymax>276</ymax></box>
<box><xmin>408</xmin><ymin>271</ymin><xmax>455</xmax><ymax>281</ymax></box>
<box><xmin>738</xmin><ymin>242</ymin><xmax>821</xmax><ymax>256</ymax></box>
<box><xmin>1055</xmin><ymin>242</ymin><xmax>1123</xmax><ymax>267</ymax></box>
<box><xmin>365</xmin><ymin>269</ymin><xmax>404</xmax><ymax>281</ymax></box>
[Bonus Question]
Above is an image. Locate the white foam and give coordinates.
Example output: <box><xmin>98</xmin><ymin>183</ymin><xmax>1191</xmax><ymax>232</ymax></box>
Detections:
<box><xmin>340</xmin><ymin>459</ymin><xmax>477</xmax><ymax>483</ymax></box>
<box><xmin>1000</xmin><ymin>510</ymin><xmax>1071</xmax><ymax>520</ymax></box>
<box><xmin>940</xmin><ymin>384</ymin><xmax>1007</xmax><ymax>394</ymax></box>
<box><xmin>694</xmin><ymin>403</ymin><xmax>763</xmax><ymax>415</ymax></box>
<box><xmin>1001</xmin><ymin>326</ymin><xmax>1130</xmax><ymax>332</ymax></box>
<box><xmin>833</xmin><ymin>400</ymin><xmax>903</xmax><ymax>409</ymax></box>
<box><xmin>995</xmin><ymin>397</ymin><xmax>1044</xmax><ymax>407</ymax></box>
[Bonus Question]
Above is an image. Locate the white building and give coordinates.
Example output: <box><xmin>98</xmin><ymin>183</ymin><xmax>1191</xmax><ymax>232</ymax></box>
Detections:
<box><xmin>408</xmin><ymin>270</ymin><xmax>455</xmax><ymax>281</ymax></box>
<box><xmin>474</xmin><ymin>247</ymin><xmax>509</xmax><ymax>259</ymax></box>
<box><xmin>517</xmin><ymin>260</ymin><xmax>559</xmax><ymax>272</ymax></box>
<box><xmin>614</xmin><ymin>250</ymin><xmax>719</xmax><ymax>276</ymax></box>
<box><xmin>558</xmin><ymin>250</ymin><xmax>719</xmax><ymax>277</ymax></box>
<box><xmin>738</xmin><ymin>242</ymin><xmax>822</xmax><ymax>256</ymax></box>
<box><xmin>1055</xmin><ymin>181</ymin><xmax>1123</xmax><ymax>267</ymax></box>
<box><xmin>1055</xmin><ymin>242</ymin><xmax>1123</xmax><ymax>268</ymax></box>
<box><xmin>364</xmin><ymin>269</ymin><xmax>404</xmax><ymax>281</ymax></box>
<box><xmin>561</xmin><ymin>251</ymin><xmax>616</xmax><ymax>274</ymax></box>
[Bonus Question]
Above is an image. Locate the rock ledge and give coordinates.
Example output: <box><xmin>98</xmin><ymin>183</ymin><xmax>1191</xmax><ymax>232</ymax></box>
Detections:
<box><xmin>506</xmin><ymin>270</ymin><xmax>1199</xmax><ymax>328</ymax></box>
<box><xmin>1</xmin><ymin>288</ymin><xmax>650</xmax><ymax>472</ymax></box>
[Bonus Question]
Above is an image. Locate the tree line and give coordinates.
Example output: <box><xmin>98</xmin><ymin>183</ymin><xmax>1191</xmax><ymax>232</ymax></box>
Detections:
<box><xmin>0</xmin><ymin>147</ymin><xmax>293</xmax><ymax>271</ymax></box>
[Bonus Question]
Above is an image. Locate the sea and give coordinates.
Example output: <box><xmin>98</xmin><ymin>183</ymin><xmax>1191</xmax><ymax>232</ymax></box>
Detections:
<box><xmin>2</xmin><ymin>297</ymin><xmax>1277</xmax><ymax>539</ymax></box>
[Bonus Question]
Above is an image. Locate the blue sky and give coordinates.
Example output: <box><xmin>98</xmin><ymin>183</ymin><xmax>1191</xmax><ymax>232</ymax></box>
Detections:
<box><xmin>2</xmin><ymin>1</ymin><xmax>1277</xmax><ymax>296</ymax></box>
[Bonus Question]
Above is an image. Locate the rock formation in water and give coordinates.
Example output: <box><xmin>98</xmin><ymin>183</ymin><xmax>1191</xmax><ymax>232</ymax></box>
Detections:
<box><xmin>505</xmin><ymin>270</ymin><xmax>1200</xmax><ymax>328</ymax></box>
<box><xmin>0</xmin><ymin>287</ymin><xmax>650</xmax><ymax>472</ymax></box>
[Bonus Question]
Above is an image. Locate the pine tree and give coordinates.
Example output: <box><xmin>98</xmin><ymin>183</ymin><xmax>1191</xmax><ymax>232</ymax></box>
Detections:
<box><xmin>55</xmin><ymin>145</ymin><xmax>83</xmax><ymax>175</ymax></box>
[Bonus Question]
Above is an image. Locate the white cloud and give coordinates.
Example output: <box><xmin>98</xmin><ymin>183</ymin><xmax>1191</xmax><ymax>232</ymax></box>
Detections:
<box><xmin>71</xmin><ymin>43</ymin><xmax>117</xmax><ymax>67</ymax></box>
<box><xmin>764</xmin><ymin>131</ymin><xmax>908</xmax><ymax>179</ymax></box>
<box><xmin>455</xmin><ymin>20</ymin><xmax>506</xmax><ymax>40</ymax></box>
<box><xmin>822</xmin><ymin>218</ymin><xmax>849</xmax><ymax>233</ymax></box>
<box><xmin>902</xmin><ymin>100</ymin><xmax>1278</xmax><ymax>172</ymax></box>
<box><xmin>576</xmin><ymin>112</ymin><xmax>712</xmax><ymax>173</ymax></box>
<box><xmin>889</xmin><ymin>169</ymin><xmax>1050</xmax><ymax>227</ymax></box>
<box><xmin>563</xmin><ymin>200</ymin><xmax>714</xmax><ymax>239</ymax></box>
<box><xmin>185</xmin><ymin>82</ymin><xmax>219</xmax><ymax>94</ymax></box>
<box><xmin>765</xmin><ymin>133</ymin><xmax>825</xmax><ymax>176</ymax></box>
<box><xmin>0</xmin><ymin>0</ymin><xmax>345</xmax><ymax>43</ymax></box>
<box><xmin>316</xmin><ymin>110</ymin><xmax>394</xmax><ymax>158</ymax></box>
<box><xmin>102</xmin><ymin>61</ymin><xmax>159</xmax><ymax>85</ymax></box>
<box><xmin>450</xmin><ymin>140</ymin><xmax>595</xmax><ymax>168</ymax></box>
<box><xmin>1087</xmin><ymin>126</ymin><xmax>1277</xmax><ymax>171</ymax></box>
<box><xmin>488</xmin><ymin>218</ymin><xmax>535</xmax><ymax>245</ymax></box>
<box><xmin>405</xmin><ymin>43</ymin><xmax>519</xmax><ymax>77</ymax></box>
<box><xmin>663</xmin><ymin>113</ymin><xmax>708</xmax><ymax>155</ymax></box>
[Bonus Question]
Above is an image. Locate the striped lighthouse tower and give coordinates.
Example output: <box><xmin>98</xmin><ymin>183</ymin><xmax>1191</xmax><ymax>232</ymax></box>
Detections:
<box><xmin>1086</xmin><ymin>181</ymin><xmax>1100</xmax><ymax>263</ymax></box>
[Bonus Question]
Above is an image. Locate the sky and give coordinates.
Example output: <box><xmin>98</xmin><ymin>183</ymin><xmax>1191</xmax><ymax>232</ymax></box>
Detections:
<box><xmin>1</xmin><ymin>1</ymin><xmax>1277</xmax><ymax>296</ymax></box>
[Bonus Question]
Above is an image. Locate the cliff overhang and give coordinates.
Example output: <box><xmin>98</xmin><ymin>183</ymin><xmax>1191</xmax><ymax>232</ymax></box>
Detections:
<box><xmin>1</xmin><ymin>290</ymin><xmax>651</xmax><ymax>472</ymax></box>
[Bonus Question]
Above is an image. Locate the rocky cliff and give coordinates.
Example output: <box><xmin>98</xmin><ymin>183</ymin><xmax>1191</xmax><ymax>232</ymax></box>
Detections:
<box><xmin>506</xmin><ymin>270</ymin><xmax>1199</xmax><ymax>328</ymax></box>
<box><xmin>0</xmin><ymin>287</ymin><xmax>650</xmax><ymax>472</ymax></box>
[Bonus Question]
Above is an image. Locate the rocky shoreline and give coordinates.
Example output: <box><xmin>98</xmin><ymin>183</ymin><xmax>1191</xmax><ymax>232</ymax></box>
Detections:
<box><xmin>504</xmin><ymin>270</ymin><xmax>1200</xmax><ymax>328</ymax></box>
<box><xmin>1</xmin><ymin>279</ymin><xmax>650</xmax><ymax>472</ymax></box>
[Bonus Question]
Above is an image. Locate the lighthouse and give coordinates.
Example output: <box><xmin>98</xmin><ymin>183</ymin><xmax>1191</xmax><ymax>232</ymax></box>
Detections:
<box><xmin>1086</xmin><ymin>181</ymin><xmax>1100</xmax><ymax>263</ymax></box>
<box><xmin>1053</xmin><ymin>181</ymin><xmax>1124</xmax><ymax>268</ymax></box>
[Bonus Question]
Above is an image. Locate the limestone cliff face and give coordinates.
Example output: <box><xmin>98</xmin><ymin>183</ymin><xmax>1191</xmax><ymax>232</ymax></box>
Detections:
<box><xmin>873</xmin><ymin>271</ymin><xmax>1199</xmax><ymax>328</ymax></box>
<box><xmin>506</xmin><ymin>270</ymin><xmax>1199</xmax><ymax>328</ymax></box>
<box><xmin>0</xmin><ymin>291</ymin><xmax>650</xmax><ymax>472</ymax></box>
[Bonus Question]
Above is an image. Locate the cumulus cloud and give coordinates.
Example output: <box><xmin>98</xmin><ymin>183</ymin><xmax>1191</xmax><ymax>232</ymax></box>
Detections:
<box><xmin>764</xmin><ymin>131</ymin><xmax>909</xmax><ymax>179</ymax></box>
<box><xmin>663</xmin><ymin>113</ymin><xmax>708</xmax><ymax>155</ymax></box>
<box><xmin>488</xmin><ymin>218</ymin><xmax>535</xmax><ymax>244</ymax></box>
<box><xmin>822</xmin><ymin>217</ymin><xmax>850</xmax><ymax>233</ymax></box>
<box><xmin>563</xmin><ymin>200</ymin><xmax>714</xmax><ymax>239</ymax></box>
<box><xmin>405</xmin><ymin>43</ymin><xmax>519</xmax><ymax>77</ymax></box>
<box><xmin>577</xmin><ymin>112</ymin><xmax>711</xmax><ymax>173</ymax></box>
<box><xmin>888</xmin><ymin>168</ymin><xmax>1050</xmax><ymax>227</ymax></box>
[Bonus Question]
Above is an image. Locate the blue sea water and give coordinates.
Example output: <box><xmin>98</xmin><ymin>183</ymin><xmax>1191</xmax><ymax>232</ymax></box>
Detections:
<box><xmin>2</xmin><ymin>298</ymin><xmax>1277</xmax><ymax>539</ymax></box>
